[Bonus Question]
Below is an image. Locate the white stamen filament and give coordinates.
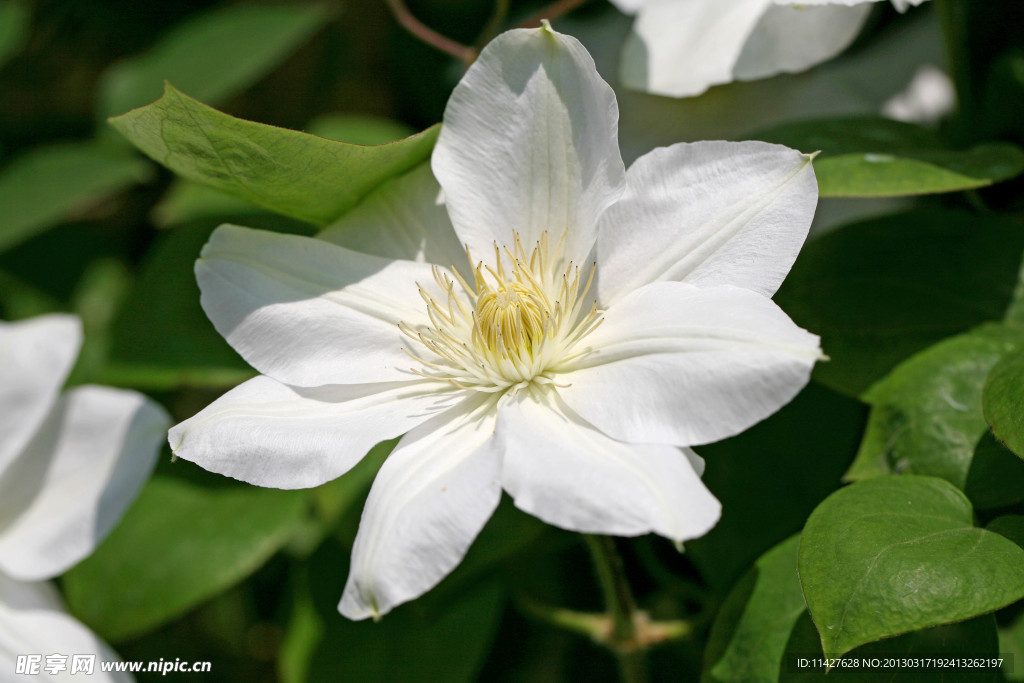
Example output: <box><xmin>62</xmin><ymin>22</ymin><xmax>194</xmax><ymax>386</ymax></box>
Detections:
<box><xmin>399</xmin><ymin>231</ymin><xmax>602</xmax><ymax>393</ymax></box>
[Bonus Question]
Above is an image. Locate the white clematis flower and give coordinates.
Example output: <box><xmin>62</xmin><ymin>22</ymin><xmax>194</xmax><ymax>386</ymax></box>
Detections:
<box><xmin>0</xmin><ymin>314</ymin><xmax>169</xmax><ymax>680</ymax></box>
<box><xmin>881</xmin><ymin>64</ymin><xmax>956</xmax><ymax>124</ymax></box>
<box><xmin>612</xmin><ymin>0</ymin><xmax>931</xmax><ymax>98</ymax></box>
<box><xmin>169</xmin><ymin>24</ymin><xmax>823</xmax><ymax>620</ymax></box>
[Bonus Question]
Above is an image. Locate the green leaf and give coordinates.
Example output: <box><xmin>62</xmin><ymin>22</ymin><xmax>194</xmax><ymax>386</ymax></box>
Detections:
<box><xmin>752</xmin><ymin>118</ymin><xmax>1024</xmax><ymax>197</ymax></box>
<box><xmin>151</xmin><ymin>182</ymin><xmax>265</xmax><ymax>227</ymax></box>
<box><xmin>983</xmin><ymin>347</ymin><xmax>1024</xmax><ymax>458</ymax></box>
<box><xmin>987</xmin><ymin>516</ymin><xmax>1024</xmax><ymax>550</ymax></box>
<box><xmin>0</xmin><ymin>0</ymin><xmax>28</xmax><ymax>68</ymax></box>
<box><xmin>782</xmin><ymin>611</ymin><xmax>1000</xmax><ymax>682</ymax></box>
<box><xmin>687</xmin><ymin>382</ymin><xmax>865</xmax><ymax>592</ymax></box>
<box><xmin>846</xmin><ymin>324</ymin><xmax>1024</xmax><ymax>488</ymax></box>
<box><xmin>775</xmin><ymin>209</ymin><xmax>1024</xmax><ymax>397</ymax></box>
<box><xmin>287</xmin><ymin>440</ymin><xmax>394</xmax><ymax>558</ymax></box>
<box><xmin>97</xmin><ymin>3</ymin><xmax>331</xmax><ymax>119</ymax></box>
<box><xmin>999</xmin><ymin>607</ymin><xmax>1024</xmax><ymax>682</ymax></box>
<box><xmin>93</xmin><ymin>363</ymin><xmax>255</xmax><ymax>391</ymax></box>
<box><xmin>965</xmin><ymin>433</ymin><xmax>1024</xmax><ymax>510</ymax></box>
<box><xmin>306</xmin><ymin>114</ymin><xmax>415</xmax><ymax>146</ymax></box>
<box><xmin>0</xmin><ymin>141</ymin><xmax>151</xmax><ymax>253</ymax></box>
<box><xmin>1005</xmin><ymin>259</ymin><xmax>1024</xmax><ymax>326</ymax></box>
<box><xmin>705</xmin><ymin>535</ymin><xmax>1001</xmax><ymax>682</ymax></box>
<box><xmin>703</xmin><ymin>536</ymin><xmax>806</xmax><ymax>683</ymax></box>
<box><xmin>64</xmin><ymin>477</ymin><xmax>307</xmax><ymax>642</ymax></box>
<box><xmin>439</xmin><ymin>496</ymin><xmax>548</xmax><ymax>594</ymax></box>
<box><xmin>109</xmin><ymin>84</ymin><xmax>439</xmax><ymax>226</ymax></box>
<box><xmin>108</xmin><ymin>216</ymin><xmax>310</xmax><ymax>389</ymax></box>
<box><xmin>798</xmin><ymin>475</ymin><xmax>1024</xmax><ymax>659</ymax></box>
<box><xmin>0</xmin><ymin>268</ymin><xmax>62</xmax><ymax>320</ymax></box>
<box><xmin>65</xmin><ymin>258</ymin><xmax>132</xmax><ymax>387</ymax></box>
<box><xmin>279</xmin><ymin>569</ymin><xmax>325</xmax><ymax>683</ymax></box>
<box><xmin>151</xmin><ymin>114</ymin><xmax>415</xmax><ymax>227</ymax></box>
<box><xmin>307</xmin><ymin>573</ymin><xmax>505</xmax><ymax>682</ymax></box>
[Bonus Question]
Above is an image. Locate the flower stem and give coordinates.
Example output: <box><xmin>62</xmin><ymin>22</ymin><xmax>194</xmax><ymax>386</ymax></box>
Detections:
<box><xmin>584</xmin><ymin>535</ymin><xmax>649</xmax><ymax>683</ymax></box>
<box><xmin>384</xmin><ymin>0</ymin><xmax>477</xmax><ymax>64</ymax></box>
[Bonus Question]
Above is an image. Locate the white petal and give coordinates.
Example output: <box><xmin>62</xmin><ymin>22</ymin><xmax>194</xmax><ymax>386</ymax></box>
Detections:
<box><xmin>771</xmin><ymin>0</ymin><xmax>873</xmax><ymax>4</ymax></box>
<box><xmin>597</xmin><ymin>141</ymin><xmax>817</xmax><ymax>305</ymax></box>
<box><xmin>732</xmin><ymin>4</ymin><xmax>873</xmax><ymax>83</ymax></box>
<box><xmin>606</xmin><ymin>0</ymin><xmax>650</xmax><ymax>14</ymax></box>
<box><xmin>881</xmin><ymin>64</ymin><xmax>956</xmax><ymax>124</ymax></box>
<box><xmin>621</xmin><ymin>0</ymin><xmax>773</xmax><ymax>98</ymax></box>
<box><xmin>557</xmin><ymin>282</ymin><xmax>821</xmax><ymax>447</ymax></box>
<box><xmin>0</xmin><ymin>386</ymin><xmax>167</xmax><ymax>582</ymax></box>
<box><xmin>622</xmin><ymin>0</ymin><xmax>872</xmax><ymax>98</ymax></box>
<box><xmin>339</xmin><ymin>395</ymin><xmax>501</xmax><ymax>620</ymax></box>
<box><xmin>0</xmin><ymin>576</ymin><xmax>129</xmax><ymax>682</ymax></box>
<box><xmin>593</xmin><ymin>5</ymin><xmax>945</xmax><ymax>161</ymax></box>
<box><xmin>0</xmin><ymin>315</ymin><xmax>81</xmax><ymax>475</ymax></box>
<box><xmin>318</xmin><ymin>163</ymin><xmax>466</xmax><ymax>269</ymax></box>
<box><xmin>772</xmin><ymin>0</ymin><xmax>926</xmax><ymax>7</ymax></box>
<box><xmin>499</xmin><ymin>388</ymin><xmax>720</xmax><ymax>544</ymax></box>
<box><xmin>890</xmin><ymin>0</ymin><xmax>929</xmax><ymax>11</ymax></box>
<box><xmin>170</xmin><ymin>375</ymin><xmax>457</xmax><ymax>489</ymax></box>
<box><xmin>432</xmin><ymin>25</ymin><xmax>626</xmax><ymax>267</ymax></box>
<box><xmin>197</xmin><ymin>224</ymin><xmax>445</xmax><ymax>386</ymax></box>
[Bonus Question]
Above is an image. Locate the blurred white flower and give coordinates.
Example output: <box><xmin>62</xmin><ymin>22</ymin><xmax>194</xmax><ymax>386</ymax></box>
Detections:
<box><xmin>170</xmin><ymin>25</ymin><xmax>822</xmax><ymax>620</ymax></box>
<box><xmin>0</xmin><ymin>314</ymin><xmax>168</xmax><ymax>681</ymax></box>
<box><xmin>882</xmin><ymin>64</ymin><xmax>956</xmax><ymax>124</ymax></box>
<box><xmin>611</xmin><ymin>0</ymin><xmax>931</xmax><ymax>98</ymax></box>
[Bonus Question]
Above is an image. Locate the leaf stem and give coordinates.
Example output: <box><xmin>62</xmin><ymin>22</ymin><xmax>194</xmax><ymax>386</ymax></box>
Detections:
<box><xmin>584</xmin><ymin>535</ymin><xmax>649</xmax><ymax>683</ymax></box>
<box><xmin>384</xmin><ymin>0</ymin><xmax>477</xmax><ymax>64</ymax></box>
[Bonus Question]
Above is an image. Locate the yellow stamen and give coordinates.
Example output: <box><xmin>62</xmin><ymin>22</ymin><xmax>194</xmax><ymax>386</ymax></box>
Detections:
<box><xmin>399</xmin><ymin>230</ymin><xmax>603</xmax><ymax>392</ymax></box>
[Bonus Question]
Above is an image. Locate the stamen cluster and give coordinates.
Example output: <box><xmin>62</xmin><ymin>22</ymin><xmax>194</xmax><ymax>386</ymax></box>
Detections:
<box><xmin>399</xmin><ymin>231</ymin><xmax>602</xmax><ymax>393</ymax></box>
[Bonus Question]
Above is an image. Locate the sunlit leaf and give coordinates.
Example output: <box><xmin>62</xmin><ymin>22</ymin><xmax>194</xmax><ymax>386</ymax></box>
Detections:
<box><xmin>64</xmin><ymin>477</ymin><xmax>307</xmax><ymax>642</ymax></box>
<box><xmin>753</xmin><ymin>117</ymin><xmax>1024</xmax><ymax>197</ymax></box>
<box><xmin>109</xmin><ymin>84</ymin><xmax>438</xmax><ymax>226</ymax></box>
<box><xmin>983</xmin><ymin>347</ymin><xmax>1024</xmax><ymax>458</ymax></box>
<box><xmin>0</xmin><ymin>141</ymin><xmax>151</xmax><ymax>253</ymax></box>
<box><xmin>152</xmin><ymin>114</ymin><xmax>415</xmax><ymax>227</ymax></box>
<box><xmin>97</xmin><ymin>3</ymin><xmax>331</xmax><ymax>119</ymax></box>
<box><xmin>306</xmin><ymin>113</ymin><xmax>414</xmax><ymax>146</ymax></box>
<box><xmin>846</xmin><ymin>324</ymin><xmax>1024</xmax><ymax>487</ymax></box>
<box><xmin>799</xmin><ymin>476</ymin><xmax>1024</xmax><ymax>659</ymax></box>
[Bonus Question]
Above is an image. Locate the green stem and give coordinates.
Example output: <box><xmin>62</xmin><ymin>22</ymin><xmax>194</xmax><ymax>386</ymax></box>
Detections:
<box><xmin>584</xmin><ymin>535</ymin><xmax>649</xmax><ymax>683</ymax></box>
<box><xmin>516</xmin><ymin>595</ymin><xmax>609</xmax><ymax>639</ymax></box>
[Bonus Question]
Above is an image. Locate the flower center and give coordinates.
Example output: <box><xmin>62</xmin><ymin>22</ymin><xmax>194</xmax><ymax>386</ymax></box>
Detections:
<box><xmin>476</xmin><ymin>283</ymin><xmax>548</xmax><ymax>357</ymax></box>
<box><xmin>399</xmin><ymin>231</ymin><xmax>601</xmax><ymax>393</ymax></box>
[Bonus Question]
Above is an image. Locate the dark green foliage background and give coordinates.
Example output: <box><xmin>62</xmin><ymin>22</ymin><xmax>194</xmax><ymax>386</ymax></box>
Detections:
<box><xmin>2</xmin><ymin>0</ymin><xmax>1023</xmax><ymax>681</ymax></box>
